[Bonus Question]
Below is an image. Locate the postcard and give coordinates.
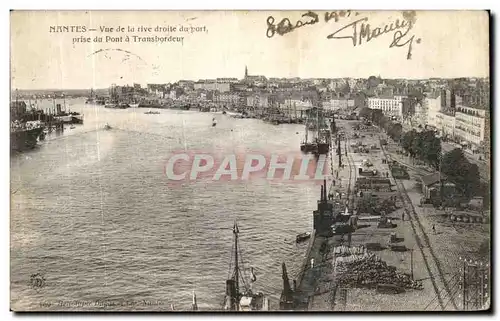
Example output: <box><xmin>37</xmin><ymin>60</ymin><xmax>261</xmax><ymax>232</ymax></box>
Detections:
<box><xmin>10</xmin><ymin>10</ymin><xmax>490</xmax><ymax>311</ymax></box>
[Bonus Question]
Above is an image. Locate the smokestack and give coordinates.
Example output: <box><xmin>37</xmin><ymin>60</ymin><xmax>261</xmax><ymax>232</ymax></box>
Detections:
<box><xmin>323</xmin><ymin>179</ymin><xmax>327</xmax><ymax>201</ymax></box>
<box><xmin>320</xmin><ymin>185</ymin><xmax>324</xmax><ymax>201</ymax></box>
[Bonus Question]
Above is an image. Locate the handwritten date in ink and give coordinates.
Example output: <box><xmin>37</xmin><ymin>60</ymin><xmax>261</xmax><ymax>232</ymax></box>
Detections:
<box><xmin>266</xmin><ymin>10</ymin><xmax>358</xmax><ymax>38</ymax></box>
<box><xmin>266</xmin><ymin>11</ymin><xmax>319</xmax><ymax>38</ymax></box>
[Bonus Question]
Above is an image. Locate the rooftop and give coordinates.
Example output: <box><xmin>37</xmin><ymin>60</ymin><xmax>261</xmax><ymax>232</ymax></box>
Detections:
<box><xmin>421</xmin><ymin>172</ymin><xmax>447</xmax><ymax>186</ymax></box>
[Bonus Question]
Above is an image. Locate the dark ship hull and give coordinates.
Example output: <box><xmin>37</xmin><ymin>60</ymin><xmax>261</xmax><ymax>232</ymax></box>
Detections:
<box><xmin>71</xmin><ymin>116</ymin><xmax>84</xmax><ymax>124</ymax></box>
<box><xmin>10</xmin><ymin>127</ymin><xmax>44</xmax><ymax>151</ymax></box>
<box><xmin>300</xmin><ymin>142</ymin><xmax>330</xmax><ymax>155</ymax></box>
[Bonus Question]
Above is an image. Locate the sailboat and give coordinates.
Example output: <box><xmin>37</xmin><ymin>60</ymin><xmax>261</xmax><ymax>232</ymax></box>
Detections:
<box><xmin>86</xmin><ymin>88</ymin><xmax>95</xmax><ymax>104</ymax></box>
<box><xmin>300</xmin><ymin>107</ymin><xmax>330</xmax><ymax>155</ymax></box>
<box><xmin>223</xmin><ymin>222</ymin><xmax>269</xmax><ymax>311</ymax></box>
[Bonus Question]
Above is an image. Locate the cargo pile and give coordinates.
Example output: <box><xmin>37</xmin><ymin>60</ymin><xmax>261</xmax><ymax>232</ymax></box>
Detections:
<box><xmin>334</xmin><ymin>245</ymin><xmax>367</xmax><ymax>257</ymax></box>
<box><xmin>333</xmin><ymin>248</ymin><xmax>423</xmax><ymax>291</ymax></box>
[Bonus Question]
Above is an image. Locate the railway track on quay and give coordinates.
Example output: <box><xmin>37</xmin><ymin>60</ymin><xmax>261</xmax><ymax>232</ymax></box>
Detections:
<box><xmin>344</xmin><ymin>138</ymin><xmax>357</xmax><ymax>209</ymax></box>
<box><xmin>381</xmin><ymin>145</ymin><xmax>459</xmax><ymax>310</ymax></box>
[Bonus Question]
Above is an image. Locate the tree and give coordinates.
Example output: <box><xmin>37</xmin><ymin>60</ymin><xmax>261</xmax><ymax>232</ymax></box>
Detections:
<box><xmin>419</xmin><ymin>130</ymin><xmax>441</xmax><ymax>168</ymax></box>
<box><xmin>463</xmin><ymin>163</ymin><xmax>480</xmax><ymax>198</ymax></box>
<box><xmin>402</xmin><ymin>130</ymin><xmax>417</xmax><ymax>156</ymax></box>
<box><xmin>367</xmin><ymin>75</ymin><xmax>382</xmax><ymax>88</ymax></box>
<box><xmin>442</xmin><ymin>148</ymin><xmax>465</xmax><ymax>178</ymax></box>
<box><xmin>371</xmin><ymin>109</ymin><xmax>384</xmax><ymax>125</ymax></box>
<box><xmin>442</xmin><ymin>148</ymin><xmax>481</xmax><ymax>199</ymax></box>
<box><xmin>379</xmin><ymin>115</ymin><xmax>389</xmax><ymax>131</ymax></box>
<box><xmin>359</xmin><ymin>107</ymin><xmax>372</xmax><ymax>119</ymax></box>
<box><xmin>388</xmin><ymin>123</ymin><xmax>403</xmax><ymax>142</ymax></box>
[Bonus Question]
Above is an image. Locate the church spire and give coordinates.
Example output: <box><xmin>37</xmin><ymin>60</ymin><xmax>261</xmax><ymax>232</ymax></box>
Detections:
<box><xmin>244</xmin><ymin>65</ymin><xmax>248</xmax><ymax>79</ymax></box>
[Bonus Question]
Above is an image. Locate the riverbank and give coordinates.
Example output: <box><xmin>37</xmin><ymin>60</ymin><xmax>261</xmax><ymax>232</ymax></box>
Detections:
<box><xmin>289</xmin><ymin>119</ymin><xmax>490</xmax><ymax>311</ymax></box>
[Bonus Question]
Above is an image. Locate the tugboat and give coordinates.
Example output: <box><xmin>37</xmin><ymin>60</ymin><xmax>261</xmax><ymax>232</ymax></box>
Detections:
<box><xmin>223</xmin><ymin>222</ymin><xmax>269</xmax><ymax>311</ymax></box>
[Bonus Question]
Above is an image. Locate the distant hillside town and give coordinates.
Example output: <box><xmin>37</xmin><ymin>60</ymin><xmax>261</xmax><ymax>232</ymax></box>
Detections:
<box><xmin>13</xmin><ymin>66</ymin><xmax>490</xmax><ymax>155</ymax></box>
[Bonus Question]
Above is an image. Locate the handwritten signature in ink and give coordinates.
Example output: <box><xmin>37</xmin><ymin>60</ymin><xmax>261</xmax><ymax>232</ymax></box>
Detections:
<box><xmin>326</xmin><ymin>12</ymin><xmax>421</xmax><ymax>59</ymax></box>
<box><xmin>265</xmin><ymin>11</ymin><xmax>421</xmax><ymax>60</ymax></box>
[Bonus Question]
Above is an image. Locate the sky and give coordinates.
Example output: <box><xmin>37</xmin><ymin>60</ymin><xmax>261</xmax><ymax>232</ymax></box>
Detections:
<box><xmin>10</xmin><ymin>10</ymin><xmax>490</xmax><ymax>89</ymax></box>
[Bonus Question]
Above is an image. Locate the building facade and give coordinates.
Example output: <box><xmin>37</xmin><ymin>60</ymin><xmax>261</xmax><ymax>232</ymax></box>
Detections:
<box><xmin>435</xmin><ymin>111</ymin><xmax>456</xmax><ymax>138</ymax></box>
<box><xmin>367</xmin><ymin>95</ymin><xmax>405</xmax><ymax>118</ymax></box>
<box><xmin>194</xmin><ymin>81</ymin><xmax>231</xmax><ymax>92</ymax></box>
<box><xmin>323</xmin><ymin>99</ymin><xmax>355</xmax><ymax>111</ymax></box>
<box><xmin>246</xmin><ymin>93</ymin><xmax>269</xmax><ymax>109</ymax></box>
<box><xmin>424</xmin><ymin>93</ymin><xmax>442</xmax><ymax>128</ymax></box>
<box><xmin>454</xmin><ymin>105</ymin><xmax>487</xmax><ymax>147</ymax></box>
<box><xmin>215</xmin><ymin>92</ymin><xmax>241</xmax><ymax>105</ymax></box>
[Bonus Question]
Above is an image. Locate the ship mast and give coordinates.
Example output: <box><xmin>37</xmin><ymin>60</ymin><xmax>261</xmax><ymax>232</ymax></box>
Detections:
<box><xmin>305</xmin><ymin>121</ymin><xmax>309</xmax><ymax>143</ymax></box>
<box><xmin>317</xmin><ymin>107</ymin><xmax>320</xmax><ymax>143</ymax></box>
<box><xmin>233</xmin><ymin>221</ymin><xmax>240</xmax><ymax>301</ymax></box>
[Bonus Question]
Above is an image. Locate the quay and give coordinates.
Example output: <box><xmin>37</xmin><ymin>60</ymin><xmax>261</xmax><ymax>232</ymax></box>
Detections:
<box><xmin>280</xmin><ymin>118</ymin><xmax>490</xmax><ymax>311</ymax></box>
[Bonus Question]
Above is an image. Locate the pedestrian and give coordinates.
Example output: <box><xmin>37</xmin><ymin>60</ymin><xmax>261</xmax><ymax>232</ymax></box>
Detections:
<box><xmin>402</xmin><ymin>212</ymin><xmax>404</xmax><ymax>221</ymax></box>
<box><xmin>432</xmin><ymin>225</ymin><xmax>436</xmax><ymax>234</ymax></box>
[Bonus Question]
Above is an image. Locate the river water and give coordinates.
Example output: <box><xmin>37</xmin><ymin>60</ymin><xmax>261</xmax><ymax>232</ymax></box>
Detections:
<box><xmin>10</xmin><ymin>98</ymin><xmax>325</xmax><ymax>311</ymax></box>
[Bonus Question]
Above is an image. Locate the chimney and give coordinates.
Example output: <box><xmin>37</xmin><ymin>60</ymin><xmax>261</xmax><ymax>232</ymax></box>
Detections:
<box><xmin>323</xmin><ymin>179</ymin><xmax>327</xmax><ymax>201</ymax></box>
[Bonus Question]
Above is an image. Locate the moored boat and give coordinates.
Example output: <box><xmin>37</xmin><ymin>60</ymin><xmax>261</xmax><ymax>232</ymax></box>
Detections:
<box><xmin>295</xmin><ymin>232</ymin><xmax>311</xmax><ymax>243</ymax></box>
<box><xmin>10</xmin><ymin>124</ymin><xmax>44</xmax><ymax>151</ymax></box>
<box><xmin>223</xmin><ymin>222</ymin><xmax>270</xmax><ymax>311</ymax></box>
<box><xmin>104</xmin><ymin>100</ymin><xmax>117</xmax><ymax>108</ymax></box>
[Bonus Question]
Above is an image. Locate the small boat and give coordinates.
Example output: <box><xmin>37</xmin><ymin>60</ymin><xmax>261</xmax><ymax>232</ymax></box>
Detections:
<box><xmin>104</xmin><ymin>123</ymin><xmax>112</xmax><ymax>130</ymax></box>
<box><xmin>129</xmin><ymin>103</ymin><xmax>139</xmax><ymax>108</ymax></box>
<box><xmin>296</xmin><ymin>232</ymin><xmax>311</xmax><ymax>243</ymax></box>
<box><xmin>222</xmin><ymin>110</ymin><xmax>227</xmax><ymax>115</ymax></box>
<box><xmin>144</xmin><ymin>109</ymin><xmax>160</xmax><ymax>115</ymax></box>
<box><xmin>104</xmin><ymin>100</ymin><xmax>117</xmax><ymax>108</ymax></box>
<box><xmin>69</xmin><ymin>125</ymin><xmax>76</xmax><ymax>129</ymax></box>
<box><xmin>212</xmin><ymin>118</ymin><xmax>217</xmax><ymax>127</ymax></box>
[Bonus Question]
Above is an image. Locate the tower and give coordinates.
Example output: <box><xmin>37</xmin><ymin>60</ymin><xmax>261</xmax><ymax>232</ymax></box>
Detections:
<box><xmin>244</xmin><ymin>65</ymin><xmax>248</xmax><ymax>79</ymax></box>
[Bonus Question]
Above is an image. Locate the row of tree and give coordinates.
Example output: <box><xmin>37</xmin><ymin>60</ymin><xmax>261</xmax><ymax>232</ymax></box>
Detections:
<box><xmin>401</xmin><ymin>129</ymin><xmax>442</xmax><ymax>169</ymax></box>
<box><xmin>359</xmin><ymin>108</ymin><xmax>403</xmax><ymax>142</ymax></box>
<box><xmin>359</xmin><ymin>107</ymin><xmax>484</xmax><ymax>201</ymax></box>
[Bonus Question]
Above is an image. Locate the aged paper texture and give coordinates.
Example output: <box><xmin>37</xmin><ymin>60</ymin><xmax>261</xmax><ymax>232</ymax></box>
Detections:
<box><xmin>10</xmin><ymin>10</ymin><xmax>490</xmax><ymax>312</ymax></box>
